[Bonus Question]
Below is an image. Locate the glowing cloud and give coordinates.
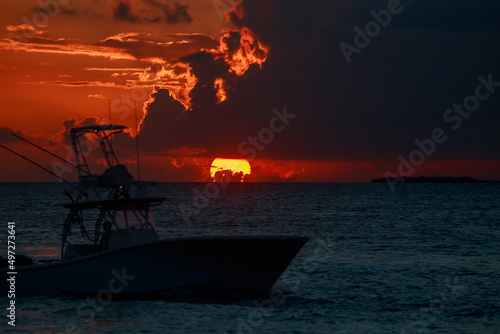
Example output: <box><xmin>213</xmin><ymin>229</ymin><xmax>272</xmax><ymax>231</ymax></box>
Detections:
<box><xmin>6</xmin><ymin>24</ymin><xmax>37</xmax><ymax>33</ymax></box>
<box><xmin>214</xmin><ymin>78</ymin><xmax>227</xmax><ymax>103</ymax></box>
<box><xmin>218</xmin><ymin>27</ymin><xmax>269</xmax><ymax>76</ymax></box>
<box><xmin>138</xmin><ymin>62</ymin><xmax>197</xmax><ymax>109</ymax></box>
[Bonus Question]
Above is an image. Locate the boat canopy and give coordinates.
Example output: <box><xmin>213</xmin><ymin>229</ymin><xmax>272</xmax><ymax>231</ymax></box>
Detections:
<box><xmin>99</xmin><ymin>165</ymin><xmax>134</xmax><ymax>187</ymax></box>
<box><xmin>70</xmin><ymin>125</ymin><xmax>127</xmax><ymax>133</ymax></box>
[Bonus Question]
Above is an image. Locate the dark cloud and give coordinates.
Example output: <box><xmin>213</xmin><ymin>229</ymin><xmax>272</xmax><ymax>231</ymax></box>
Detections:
<box><xmin>139</xmin><ymin>88</ymin><xmax>188</xmax><ymax>152</ymax></box>
<box><xmin>32</xmin><ymin>0</ymin><xmax>193</xmax><ymax>24</ymax></box>
<box><xmin>136</xmin><ymin>0</ymin><xmax>500</xmax><ymax>167</ymax></box>
<box><xmin>95</xmin><ymin>33</ymin><xmax>217</xmax><ymax>62</ymax></box>
<box><xmin>161</xmin><ymin>157</ymin><xmax>207</xmax><ymax>181</ymax></box>
<box><xmin>179</xmin><ymin>51</ymin><xmax>232</xmax><ymax>108</ymax></box>
<box><xmin>162</xmin><ymin>2</ymin><xmax>192</xmax><ymax>24</ymax></box>
<box><xmin>113</xmin><ymin>0</ymin><xmax>192</xmax><ymax>25</ymax></box>
<box><xmin>0</xmin><ymin>127</ymin><xmax>24</xmax><ymax>144</ymax></box>
<box><xmin>33</xmin><ymin>2</ymin><xmax>79</xmax><ymax>16</ymax></box>
<box><xmin>229</xmin><ymin>0</ymin><xmax>500</xmax><ymax>161</ymax></box>
<box><xmin>8</xmin><ymin>36</ymin><xmax>67</xmax><ymax>45</ymax></box>
<box><xmin>344</xmin><ymin>0</ymin><xmax>500</xmax><ymax>30</ymax></box>
<box><xmin>60</xmin><ymin>7</ymin><xmax>79</xmax><ymax>15</ymax></box>
<box><xmin>114</xmin><ymin>1</ymin><xmax>140</xmax><ymax>22</ymax></box>
<box><xmin>220</xmin><ymin>31</ymin><xmax>242</xmax><ymax>54</ymax></box>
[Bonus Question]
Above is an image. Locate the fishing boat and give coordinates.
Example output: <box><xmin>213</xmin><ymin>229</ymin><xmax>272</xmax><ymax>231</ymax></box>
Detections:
<box><xmin>0</xmin><ymin>125</ymin><xmax>308</xmax><ymax>296</ymax></box>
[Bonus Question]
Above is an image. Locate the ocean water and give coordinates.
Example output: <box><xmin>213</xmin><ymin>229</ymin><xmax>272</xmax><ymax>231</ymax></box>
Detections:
<box><xmin>0</xmin><ymin>182</ymin><xmax>499</xmax><ymax>333</ymax></box>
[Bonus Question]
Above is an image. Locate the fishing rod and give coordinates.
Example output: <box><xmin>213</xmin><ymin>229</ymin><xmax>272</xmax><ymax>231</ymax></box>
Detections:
<box><xmin>10</xmin><ymin>133</ymin><xmax>89</xmax><ymax>175</ymax></box>
<box><xmin>108</xmin><ymin>98</ymin><xmax>113</xmax><ymax>147</ymax></box>
<box><xmin>134</xmin><ymin>101</ymin><xmax>141</xmax><ymax>182</ymax></box>
<box><xmin>0</xmin><ymin>143</ymin><xmax>81</xmax><ymax>192</ymax></box>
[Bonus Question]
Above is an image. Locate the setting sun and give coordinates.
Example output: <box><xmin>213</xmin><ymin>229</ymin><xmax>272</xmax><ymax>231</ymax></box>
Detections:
<box><xmin>210</xmin><ymin>158</ymin><xmax>251</xmax><ymax>182</ymax></box>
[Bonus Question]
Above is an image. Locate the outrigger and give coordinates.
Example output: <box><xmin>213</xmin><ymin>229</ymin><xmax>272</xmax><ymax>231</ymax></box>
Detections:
<box><xmin>0</xmin><ymin>125</ymin><xmax>308</xmax><ymax>296</ymax></box>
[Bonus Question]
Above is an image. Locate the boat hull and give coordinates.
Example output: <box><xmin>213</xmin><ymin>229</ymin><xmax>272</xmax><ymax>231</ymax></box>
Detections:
<box><xmin>1</xmin><ymin>236</ymin><xmax>307</xmax><ymax>296</ymax></box>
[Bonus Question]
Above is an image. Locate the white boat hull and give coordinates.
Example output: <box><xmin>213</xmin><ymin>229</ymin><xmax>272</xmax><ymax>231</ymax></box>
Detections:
<box><xmin>1</xmin><ymin>236</ymin><xmax>308</xmax><ymax>296</ymax></box>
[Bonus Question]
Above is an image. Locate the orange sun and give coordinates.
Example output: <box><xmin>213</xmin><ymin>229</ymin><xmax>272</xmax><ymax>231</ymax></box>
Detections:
<box><xmin>210</xmin><ymin>158</ymin><xmax>251</xmax><ymax>182</ymax></box>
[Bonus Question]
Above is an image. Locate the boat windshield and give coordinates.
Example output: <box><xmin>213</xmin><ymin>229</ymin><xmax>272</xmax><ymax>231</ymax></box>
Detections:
<box><xmin>114</xmin><ymin>210</ymin><xmax>155</xmax><ymax>230</ymax></box>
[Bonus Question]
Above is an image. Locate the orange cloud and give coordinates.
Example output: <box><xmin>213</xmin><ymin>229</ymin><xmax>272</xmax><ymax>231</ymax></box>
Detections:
<box><xmin>164</xmin><ymin>146</ymin><xmax>209</xmax><ymax>156</ymax></box>
<box><xmin>217</xmin><ymin>27</ymin><xmax>269</xmax><ymax>76</ymax></box>
<box><xmin>88</xmin><ymin>94</ymin><xmax>107</xmax><ymax>99</ymax></box>
<box><xmin>25</xmin><ymin>80</ymin><xmax>118</xmax><ymax>88</ymax></box>
<box><xmin>224</xmin><ymin>2</ymin><xmax>245</xmax><ymax>22</ymax></box>
<box><xmin>0</xmin><ymin>38</ymin><xmax>136</xmax><ymax>60</ymax></box>
<box><xmin>214</xmin><ymin>77</ymin><xmax>227</xmax><ymax>103</ymax></box>
<box><xmin>139</xmin><ymin>62</ymin><xmax>197</xmax><ymax>109</ymax></box>
<box><xmin>6</xmin><ymin>24</ymin><xmax>37</xmax><ymax>33</ymax></box>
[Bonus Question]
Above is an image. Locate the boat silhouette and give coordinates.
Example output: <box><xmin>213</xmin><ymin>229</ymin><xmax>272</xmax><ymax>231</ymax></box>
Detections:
<box><xmin>0</xmin><ymin>125</ymin><xmax>307</xmax><ymax>296</ymax></box>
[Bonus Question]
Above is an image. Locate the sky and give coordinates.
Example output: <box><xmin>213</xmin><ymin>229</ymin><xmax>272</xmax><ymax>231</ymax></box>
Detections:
<box><xmin>0</xmin><ymin>0</ymin><xmax>499</xmax><ymax>182</ymax></box>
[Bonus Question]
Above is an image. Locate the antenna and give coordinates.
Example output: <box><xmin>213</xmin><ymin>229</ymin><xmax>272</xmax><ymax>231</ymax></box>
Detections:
<box><xmin>134</xmin><ymin>101</ymin><xmax>141</xmax><ymax>181</ymax></box>
<box><xmin>108</xmin><ymin>98</ymin><xmax>112</xmax><ymax>124</ymax></box>
<box><xmin>108</xmin><ymin>98</ymin><xmax>113</xmax><ymax>147</ymax></box>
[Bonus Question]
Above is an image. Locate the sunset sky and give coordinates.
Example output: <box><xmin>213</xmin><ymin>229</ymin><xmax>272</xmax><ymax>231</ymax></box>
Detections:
<box><xmin>1</xmin><ymin>0</ymin><xmax>500</xmax><ymax>182</ymax></box>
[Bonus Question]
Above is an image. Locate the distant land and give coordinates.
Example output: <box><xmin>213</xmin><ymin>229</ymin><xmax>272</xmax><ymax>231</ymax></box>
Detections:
<box><xmin>371</xmin><ymin>176</ymin><xmax>500</xmax><ymax>183</ymax></box>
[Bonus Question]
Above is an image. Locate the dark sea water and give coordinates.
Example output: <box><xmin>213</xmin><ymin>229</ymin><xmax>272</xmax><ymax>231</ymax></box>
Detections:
<box><xmin>0</xmin><ymin>182</ymin><xmax>499</xmax><ymax>333</ymax></box>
